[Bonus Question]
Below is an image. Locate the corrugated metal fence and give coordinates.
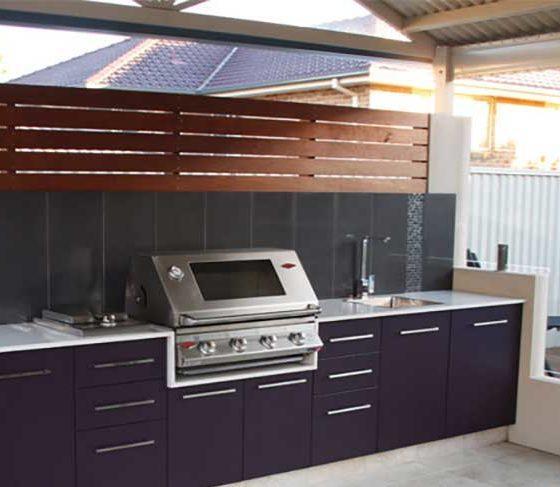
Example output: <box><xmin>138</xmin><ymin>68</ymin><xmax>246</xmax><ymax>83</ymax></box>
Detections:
<box><xmin>469</xmin><ymin>168</ymin><xmax>559</xmax><ymax>314</ymax></box>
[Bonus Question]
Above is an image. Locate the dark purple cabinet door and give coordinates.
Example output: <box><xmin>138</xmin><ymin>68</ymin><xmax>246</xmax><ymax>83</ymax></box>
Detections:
<box><xmin>244</xmin><ymin>372</ymin><xmax>313</xmax><ymax>479</ymax></box>
<box><xmin>320</xmin><ymin>319</ymin><xmax>380</xmax><ymax>358</ymax></box>
<box><xmin>75</xmin><ymin>339</ymin><xmax>165</xmax><ymax>388</ymax></box>
<box><xmin>447</xmin><ymin>305</ymin><xmax>522</xmax><ymax>437</ymax></box>
<box><xmin>77</xmin><ymin>420</ymin><xmax>166</xmax><ymax>487</ymax></box>
<box><xmin>314</xmin><ymin>353</ymin><xmax>379</xmax><ymax>395</ymax></box>
<box><xmin>0</xmin><ymin>348</ymin><xmax>74</xmax><ymax>487</ymax></box>
<box><xmin>378</xmin><ymin>312</ymin><xmax>451</xmax><ymax>451</ymax></box>
<box><xmin>76</xmin><ymin>379</ymin><xmax>166</xmax><ymax>430</ymax></box>
<box><xmin>312</xmin><ymin>388</ymin><xmax>378</xmax><ymax>465</ymax></box>
<box><xmin>168</xmin><ymin>381</ymin><xmax>244</xmax><ymax>487</ymax></box>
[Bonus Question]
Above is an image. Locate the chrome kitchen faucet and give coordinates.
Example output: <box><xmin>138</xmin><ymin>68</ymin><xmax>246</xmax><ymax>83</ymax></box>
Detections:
<box><xmin>353</xmin><ymin>235</ymin><xmax>391</xmax><ymax>299</ymax></box>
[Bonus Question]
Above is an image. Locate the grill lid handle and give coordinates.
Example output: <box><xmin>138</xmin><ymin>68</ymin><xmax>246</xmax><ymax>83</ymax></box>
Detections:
<box><xmin>179</xmin><ymin>304</ymin><xmax>321</xmax><ymax>327</ymax></box>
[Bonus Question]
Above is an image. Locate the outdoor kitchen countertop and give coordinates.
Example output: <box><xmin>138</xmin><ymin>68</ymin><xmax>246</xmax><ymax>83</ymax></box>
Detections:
<box><xmin>319</xmin><ymin>290</ymin><xmax>524</xmax><ymax>323</ymax></box>
<box><xmin>0</xmin><ymin>291</ymin><xmax>524</xmax><ymax>353</ymax></box>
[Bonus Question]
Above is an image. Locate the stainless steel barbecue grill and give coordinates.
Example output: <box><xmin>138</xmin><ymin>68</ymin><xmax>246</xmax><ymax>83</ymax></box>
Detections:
<box><xmin>125</xmin><ymin>249</ymin><xmax>322</xmax><ymax>384</ymax></box>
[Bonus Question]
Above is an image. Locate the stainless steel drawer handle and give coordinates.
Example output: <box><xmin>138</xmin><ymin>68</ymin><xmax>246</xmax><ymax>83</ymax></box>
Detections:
<box><xmin>329</xmin><ymin>334</ymin><xmax>374</xmax><ymax>343</ymax></box>
<box><xmin>328</xmin><ymin>369</ymin><xmax>373</xmax><ymax>380</ymax></box>
<box><xmin>92</xmin><ymin>358</ymin><xmax>155</xmax><ymax>369</ymax></box>
<box><xmin>258</xmin><ymin>378</ymin><xmax>307</xmax><ymax>390</ymax></box>
<box><xmin>183</xmin><ymin>388</ymin><xmax>237</xmax><ymax>400</ymax></box>
<box><xmin>400</xmin><ymin>327</ymin><xmax>440</xmax><ymax>336</ymax></box>
<box><xmin>0</xmin><ymin>369</ymin><xmax>52</xmax><ymax>381</ymax></box>
<box><xmin>94</xmin><ymin>399</ymin><xmax>156</xmax><ymax>412</ymax></box>
<box><xmin>95</xmin><ymin>440</ymin><xmax>156</xmax><ymax>454</ymax></box>
<box><xmin>327</xmin><ymin>404</ymin><xmax>372</xmax><ymax>416</ymax></box>
<box><xmin>473</xmin><ymin>319</ymin><xmax>508</xmax><ymax>327</ymax></box>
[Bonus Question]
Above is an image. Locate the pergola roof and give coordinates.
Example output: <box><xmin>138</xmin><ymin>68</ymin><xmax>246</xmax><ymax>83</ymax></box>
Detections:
<box><xmin>380</xmin><ymin>0</ymin><xmax>560</xmax><ymax>46</ymax></box>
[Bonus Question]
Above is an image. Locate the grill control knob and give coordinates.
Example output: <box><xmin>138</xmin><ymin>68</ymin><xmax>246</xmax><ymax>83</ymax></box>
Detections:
<box><xmin>289</xmin><ymin>332</ymin><xmax>306</xmax><ymax>346</ymax></box>
<box><xmin>198</xmin><ymin>341</ymin><xmax>217</xmax><ymax>355</ymax></box>
<box><xmin>168</xmin><ymin>265</ymin><xmax>185</xmax><ymax>282</ymax></box>
<box><xmin>260</xmin><ymin>335</ymin><xmax>278</xmax><ymax>349</ymax></box>
<box><xmin>230</xmin><ymin>337</ymin><xmax>248</xmax><ymax>353</ymax></box>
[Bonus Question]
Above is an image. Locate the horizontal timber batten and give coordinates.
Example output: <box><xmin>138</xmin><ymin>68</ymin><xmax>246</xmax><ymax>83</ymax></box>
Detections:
<box><xmin>0</xmin><ymin>84</ymin><xmax>431</xmax><ymax>193</ymax></box>
<box><xmin>0</xmin><ymin>175</ymin><xmax>427</xmax><ymax>193</ymax></box>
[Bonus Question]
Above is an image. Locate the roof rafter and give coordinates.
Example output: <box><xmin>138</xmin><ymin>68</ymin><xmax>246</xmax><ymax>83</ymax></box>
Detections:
<box><xmin>355</xmin><ymin>0</ymin><xmax>435</xmax><ymax>50</ymax></box>
<box><xmin>403</xmin><ymin>0</ymin><xmax>560</xmax><ymax>34</ymax></box>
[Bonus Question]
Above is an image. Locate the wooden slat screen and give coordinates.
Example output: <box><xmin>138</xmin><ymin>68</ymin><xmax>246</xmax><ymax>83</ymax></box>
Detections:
<box><xmin>0</xmin><ymin>84</ymin><xmax>430</xmax><ymax>193</ymax></box>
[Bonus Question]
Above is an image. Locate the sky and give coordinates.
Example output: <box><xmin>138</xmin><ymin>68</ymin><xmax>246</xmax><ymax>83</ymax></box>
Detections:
<box><xmin>0</xmin><ymin>0</ymin><xmax>374</xmax><ymax>81</ymax></box>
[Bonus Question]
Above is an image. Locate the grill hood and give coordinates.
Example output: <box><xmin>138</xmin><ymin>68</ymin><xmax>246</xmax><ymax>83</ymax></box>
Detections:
<box><xmin>126</xmin><ymin>249</ymin><xmax>319</xmax><ymax>328</ymax></box>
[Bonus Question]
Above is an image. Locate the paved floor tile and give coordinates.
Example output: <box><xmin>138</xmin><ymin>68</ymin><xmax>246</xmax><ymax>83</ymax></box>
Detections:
<box><xmin>225</xmin><ymin>442</ymin><xmax>560</xmax><ymax>487</ymax></box>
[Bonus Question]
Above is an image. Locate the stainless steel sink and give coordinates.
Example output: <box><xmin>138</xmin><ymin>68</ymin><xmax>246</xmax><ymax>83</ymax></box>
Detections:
<box><xmin>346</xmin><ymin>296</ymin><xmax>442</xmax><ymax>308</ymax></box>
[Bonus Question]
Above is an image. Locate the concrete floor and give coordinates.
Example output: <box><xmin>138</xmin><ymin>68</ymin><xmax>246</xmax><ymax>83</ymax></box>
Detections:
<box><xmin>232</xmin><ymin>442</ymin><xmax>560</xmax><ymax>487</ymax></box>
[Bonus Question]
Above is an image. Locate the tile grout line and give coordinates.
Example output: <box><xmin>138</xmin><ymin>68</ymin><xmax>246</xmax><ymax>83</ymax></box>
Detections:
<box><xmin>153</xmin><ymin>193</ymin><xmax>158</xmax><ymax>252</ymax></box>
<box><xmin>291</xmin><ymin>193</ymin><xmax>297</xmax><ymax>249</ymax></box>
<box><xmin>101</xmin><ymin>192</ymin><xmax>106</xmax><ymax>312</ymax></box>
<box><xmin>45</xmin><ymin>192</ymin><xmax>51</xmax><ymax>310</ymax></box>
<box><xmin>249</xmin><ymin>192</ymin><xmax>254</xmax><ymax>248</ymax></box>
<box><xmin>331</xmin><ymin>194</ymin><xmax>338</xmax><ymax>299</ymax></box>
<box><xmin>203</xmin><ymin>192</ymin><xmax>208</xmax><ymax>250</ymax></box>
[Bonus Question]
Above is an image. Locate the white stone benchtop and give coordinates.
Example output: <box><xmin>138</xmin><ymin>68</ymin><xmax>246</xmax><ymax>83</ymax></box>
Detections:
<box><xmin>319</xmin><ymin>290</ymin><xmax>524</xmax><ymax>323</ymax></box>
<box><xmin>0</xmin><ymin>322</ymin><xmax>173</xmax><ymax>354</ymax></box>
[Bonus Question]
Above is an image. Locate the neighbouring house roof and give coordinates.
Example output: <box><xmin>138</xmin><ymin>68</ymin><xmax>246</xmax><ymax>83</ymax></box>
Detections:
<box><xmin>473</xmin><ymin>69</ymin><xmax>560</xmax><ymax>92</ymax></box>
<box><xmin>8</xmin><ymin>16</ymin><xmax>376</xmax><ymax>94</ymax></box>
<box><xmin>14</xmin><ymin>38</ymin><xmax>143</xmax><ymax>87</ymax></box>
<box><xmin>90</xmin><ymin>39</ymin><xmax>235</xmax><ymax>92</ymax></box>
<box><xmin>202</xmin><ymin>46</ymin><xmax>370</xmax><ymax>93</ymax></box>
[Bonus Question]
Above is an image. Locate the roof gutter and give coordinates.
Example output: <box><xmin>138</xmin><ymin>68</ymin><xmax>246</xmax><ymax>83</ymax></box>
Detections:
<box><xmin>330</xmin><ymin>78</ymin><xmax>360</xmax><ymax>107</ymax></box>
<box><xmin>212</xmin><ymin>73</ymin><xmax>370</xmax><ymax>98</ymax></box>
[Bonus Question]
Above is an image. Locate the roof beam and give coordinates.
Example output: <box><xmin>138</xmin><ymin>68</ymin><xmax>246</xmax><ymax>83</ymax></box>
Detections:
<box><xmin>133</xmin><ymin>1</ymin><xmax>213</xmax><ymax>11</ymax></box>
<box><xmin>0</xmin><ymin>0</ymin><xmax>434</xmax><ymax>62</ymax></box>
<box><xmin>354</xmin><ymin>0</ymin><xmax>435</xmax><ymax>50</ymax></box>
<box><xmin>173</xmin><ymin>0</ymin><xmax>211</xmax><ymax>10</ymax></box>
<box><xmin>453</xmin><ymin>33</ymin><xmax>560</xmax><ymax>76</ymax></box>
<box><xmin>403</xmin><ymin>0</ymin><xmax>560</xmax><ymax>33</ymax></box>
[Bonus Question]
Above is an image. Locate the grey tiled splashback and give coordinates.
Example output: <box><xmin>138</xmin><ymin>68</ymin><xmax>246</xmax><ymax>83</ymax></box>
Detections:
<box><xmin>0</xmin><ymin>192</ymin><xmax>455</xmax><ymax>324</ymax></box>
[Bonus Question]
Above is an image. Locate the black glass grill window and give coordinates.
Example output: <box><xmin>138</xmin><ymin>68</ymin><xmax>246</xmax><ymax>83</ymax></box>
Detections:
<box><xmin>190</xmin><ymin>260</ymin><xmax>286</xmax><ymax>301</ymax></box>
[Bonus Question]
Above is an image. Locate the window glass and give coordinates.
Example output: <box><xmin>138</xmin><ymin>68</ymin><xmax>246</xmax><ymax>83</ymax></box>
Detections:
<box><xmin>453</xmin><ymin>96</ymin><xmax>490</xmax><ymax>152</ymax></box>
<box><xmin>370</xmin><ymin>90</ymin><xmax>433</xmax><ymax>113</ymax></box>
<box><xmin>495</xmin><ymin>102</ymin><xmax>560</xmax><ymax>171</ymax></box>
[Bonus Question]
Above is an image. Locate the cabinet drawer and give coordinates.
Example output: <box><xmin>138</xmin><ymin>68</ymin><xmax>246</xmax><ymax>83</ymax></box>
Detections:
<box><xmin>77</xmin><ymin>380</ymin><xmax>165</xmax><ymax>431</ymax></box>
<box><xmin>381</xmin><ymin>311</ymin><xmax>451</xmax><ymax>345</ymax></box>
<box><xmin>77</xmin><ymin>420</ymin><xmax>166</xmax><ymax>487</ymax></box>
<box><xmin>169</xmin><ymin>381</ymin><xmax>243</xmax><ymax>487</ymax></box>
<box><xmin>0</xmin><ymin>347</ymin><xmax>71</xmax><ymax>382</ymax></box>
<box><xmin>312</xmin><ymin>388</ymin><xmax>378</xmax><ymax>465</ymax></box>
<box><xmin>314</xmin><ymin>353</ymin><xmax>379</xmax><ymax>395</ymax></box>
<box><xmin>320</xmin><ymin>319</ymin><xmax>380</xmax><ymax>358</ymax></box>
<box><xmin>75</xmin><ymin>339</ymin><xmax>165</xmax><ymax>387</ymax></box>
<box><xmin>452</xmin><ymin>305</ymin><xmax>521</xmax><ymax>331</ymax></box>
